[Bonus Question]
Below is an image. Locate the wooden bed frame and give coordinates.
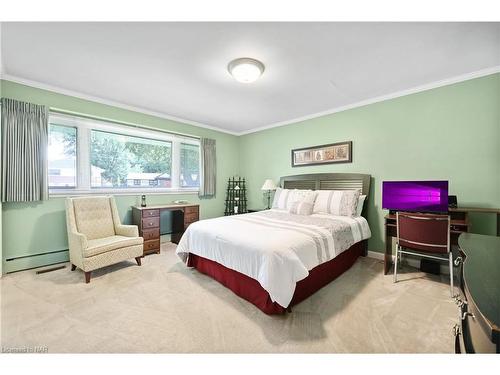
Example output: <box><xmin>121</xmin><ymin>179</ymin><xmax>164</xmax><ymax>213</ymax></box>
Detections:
<box><xmin>188</xmin><ymin>172</ymin><xmax>372</xmax><ymax>314</ymax></box>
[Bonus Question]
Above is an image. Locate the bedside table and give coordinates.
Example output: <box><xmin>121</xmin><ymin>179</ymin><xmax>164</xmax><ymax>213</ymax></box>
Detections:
<box><xmin>247</xmin><ymin>208</ymin><xmax>266</xmax><ymax>213</ymax></box>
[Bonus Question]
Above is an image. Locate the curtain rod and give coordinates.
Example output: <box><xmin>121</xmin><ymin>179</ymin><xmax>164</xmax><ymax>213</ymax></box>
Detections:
<box><xmin>49</xmin><ymin>107</ymin><xmax>201</xmax><ymax>141</ymax></box>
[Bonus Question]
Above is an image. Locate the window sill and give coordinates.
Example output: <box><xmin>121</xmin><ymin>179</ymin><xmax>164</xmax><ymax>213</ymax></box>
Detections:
<box><xmin>49</xmin><ymin>188</ymin><xmax>200</xmax><ymax>198</ymax></box>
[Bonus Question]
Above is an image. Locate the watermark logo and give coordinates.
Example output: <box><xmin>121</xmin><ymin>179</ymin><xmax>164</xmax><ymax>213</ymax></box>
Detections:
<box><xmin>2</xmin><ymin>346</ymin><xmax>48</xmax><ymax>353</ymax></box>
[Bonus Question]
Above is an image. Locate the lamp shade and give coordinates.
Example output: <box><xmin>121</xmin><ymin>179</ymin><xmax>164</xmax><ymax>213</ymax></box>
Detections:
<box><xmin>261</xmin><ymin>179</ymin><xmax>277</xmax><ymax>191</ymax></box>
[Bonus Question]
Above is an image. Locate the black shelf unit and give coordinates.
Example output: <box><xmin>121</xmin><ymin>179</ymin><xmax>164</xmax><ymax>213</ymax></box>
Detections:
<box><xmin>224</xmin><ymin>177</ymin><xmax>248</xmax><ymax>215</ymax></box>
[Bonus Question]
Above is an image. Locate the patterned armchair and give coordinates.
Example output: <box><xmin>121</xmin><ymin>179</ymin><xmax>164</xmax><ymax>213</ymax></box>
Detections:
<box><xmin>65</xmin><ymin>196</ymin><xmax>143</xmax><ymax>283</ymax></box>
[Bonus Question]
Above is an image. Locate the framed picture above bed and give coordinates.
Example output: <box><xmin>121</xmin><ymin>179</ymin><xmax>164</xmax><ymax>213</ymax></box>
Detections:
<box><xmin>291</xmin><ymin>141</ymin><xmax>352</xmax><ymax>167</ymax></box>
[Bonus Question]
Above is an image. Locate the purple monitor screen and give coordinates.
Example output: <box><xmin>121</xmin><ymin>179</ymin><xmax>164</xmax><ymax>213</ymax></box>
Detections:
<box><xmin>382</xmin><ymin>181</ymin><xmax>449</xmax><ymax>213</ymax></box>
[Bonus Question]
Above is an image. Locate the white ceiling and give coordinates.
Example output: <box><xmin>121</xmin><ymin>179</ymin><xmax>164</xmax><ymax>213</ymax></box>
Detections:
<box><xmin>1</xmin><ymin>22</ymin><xmax>499</xmax><ymax>134</ymax></box>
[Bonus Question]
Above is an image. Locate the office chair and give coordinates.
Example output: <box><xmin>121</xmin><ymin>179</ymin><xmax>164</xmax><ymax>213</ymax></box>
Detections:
<box><xmin>394</xmin><ymin>212</ymin><xmax>454</xmax><ymax>296</ymax></box>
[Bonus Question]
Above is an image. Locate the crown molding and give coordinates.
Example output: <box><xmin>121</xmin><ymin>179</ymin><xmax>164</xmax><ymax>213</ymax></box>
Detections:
<box><xmin>2</xmin><ymin>66</ymin><xmax>499</xmax><ymax>137</ymax></box>
<box><xmin>0</xmin><ymin>74</ymin><xmax>240</xmax><ymax>136</ymax></box>
<box><xmin>238</xmin><ymin>65</ymin><xmax>500</xmax><ymax>135</ymax></box>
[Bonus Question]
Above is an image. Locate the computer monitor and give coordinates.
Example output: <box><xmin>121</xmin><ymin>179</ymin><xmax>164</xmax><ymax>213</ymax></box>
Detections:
<box><xmin>382</xmin><ymin>180</ymin><xmax>449</xmax><ymax>213</ymax></box>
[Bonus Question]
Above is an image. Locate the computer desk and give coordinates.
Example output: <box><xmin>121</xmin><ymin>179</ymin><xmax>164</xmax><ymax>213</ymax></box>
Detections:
<box><xmin>383</xmin><ymin>207</ymin><xmax>500</xmax><ymax>275</ymax></box>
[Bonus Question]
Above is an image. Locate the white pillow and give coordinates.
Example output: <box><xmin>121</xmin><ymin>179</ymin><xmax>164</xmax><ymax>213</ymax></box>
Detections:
<box><xmin>272</xmin><ymin>188</ymin><xmax>316</xmax><ymax>211</ymax></box>
<box><xmin>312</xmin><ymin>190</ymin><xmax>361</xmax><ymax>217</ymax></box>
<box><xmin>271</xmin><ymin>187</ymin><xmax>287</xmax><ymax>210</ymax></box>
<box><xmin>288</xmin><ymin>191</ymin><xmax>318</xmax><ymax>215</ymax></box>
<box><xmin>356</xmin><ymin>195</ymin><xmax>367</xmax><ymax>216</ymax></box>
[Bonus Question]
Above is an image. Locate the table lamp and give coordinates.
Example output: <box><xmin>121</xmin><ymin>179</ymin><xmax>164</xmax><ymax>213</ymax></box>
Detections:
<box><xmin>261</xmin><ymin>179</ymin><xmax>277</xmax><ymax>209</ymax></box>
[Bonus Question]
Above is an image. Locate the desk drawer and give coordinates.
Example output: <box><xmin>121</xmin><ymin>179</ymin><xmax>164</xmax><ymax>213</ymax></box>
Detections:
<box><xmin>184</xmin><ymin>212</ymin><xmax>199</xmax><ymax>224</ymax></box>
<box><xmin>142</xmin><ymin>217</ymin><xmax>159</xmax><ymax>229</ymax></box>
<box><xmin>185</xmin><ymin>206</ymin><xmax>199</xmax><ymax>214</ymax></box>
<box><xmin>142</xmin><ymin>228</ymin><xmax>160</xmax><ymax>241</ymax></box>
<box><xmin>144</xmin><ymin>239</ymin><xmax>160</xmax><ymax>253</ymax></box>
<box><xmin>142</xmin><ymin>209</ymin><xmax>160</xmax><ymax>218</ymax></box>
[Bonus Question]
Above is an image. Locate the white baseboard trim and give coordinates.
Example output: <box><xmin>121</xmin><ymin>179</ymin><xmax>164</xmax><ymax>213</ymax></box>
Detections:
<box><xmin>367</xmin><ymin>250</ymin><xmax>386</xmax><ymax>261</ymax></box>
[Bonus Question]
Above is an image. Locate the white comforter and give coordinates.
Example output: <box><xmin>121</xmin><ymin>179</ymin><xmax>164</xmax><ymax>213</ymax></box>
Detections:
<box><xmin>176</xmin><ymin>210</ymin><xmax>371</xmax><ymax>307</ymax></box>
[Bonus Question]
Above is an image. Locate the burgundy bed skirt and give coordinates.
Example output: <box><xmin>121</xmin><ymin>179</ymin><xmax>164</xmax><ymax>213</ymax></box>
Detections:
<box><xmin>187</xmin><ymin>240</ymin><xmax>367</xmax><ymax>314</ymax></box>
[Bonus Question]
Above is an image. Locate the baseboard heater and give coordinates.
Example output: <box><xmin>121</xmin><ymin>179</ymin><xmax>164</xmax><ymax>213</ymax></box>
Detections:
<box><xmin>5</xmin><ymin>248</ymin><xmax>69</xmax><ymax>262</ymax></box>
<box><xmin>5</xmin><ymin>249</ymin><xmax>69</xmax><ymax>273</ymax></box>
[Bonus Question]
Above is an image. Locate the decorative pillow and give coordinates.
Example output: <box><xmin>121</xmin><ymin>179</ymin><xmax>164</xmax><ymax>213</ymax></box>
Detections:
<box><xmin>356</xmin><ymin>195</ymin><xmax>367</xmax><ymax>216</ymax></box>
<box><xmin>312</xmin><ymin>190</ymin><xmax>361</xmax><ymax>217</ymax></box>
<box><xmin>288</xmin><ymin>191</ymin><xmax>318</xmax><ymax>215</ymax></box>
<box><xmin>272</xmin><ymin>188</ymin><xmax>316</xmax><ymax>210</ymax></box>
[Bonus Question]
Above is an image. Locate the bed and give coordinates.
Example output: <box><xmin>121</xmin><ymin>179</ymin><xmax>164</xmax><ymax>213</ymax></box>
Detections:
<box><xmin>176</xmin><ymin>173</ymin><xmax>372</xmax><ymax>314</ymax></box>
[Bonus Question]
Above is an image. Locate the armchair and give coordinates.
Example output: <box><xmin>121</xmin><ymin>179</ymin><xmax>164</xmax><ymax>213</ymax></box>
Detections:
<box><xmin>65</xmin><ymin>196</ymin><xmax>144</xmax><ymax>283</ymax></box>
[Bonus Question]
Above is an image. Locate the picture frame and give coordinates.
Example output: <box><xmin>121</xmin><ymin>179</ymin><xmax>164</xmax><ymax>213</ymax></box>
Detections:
<box><xmin>291</xmin><ymin>141</ymin><xmax>352</xmax><ymax>167</ymax></box>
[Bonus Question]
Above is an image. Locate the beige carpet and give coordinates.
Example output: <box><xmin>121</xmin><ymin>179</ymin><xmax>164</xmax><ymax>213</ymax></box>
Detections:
<box><xmin>0</xmin><ymin>243</ymin><xmax>457</xmax><ymax>353</ymax></box>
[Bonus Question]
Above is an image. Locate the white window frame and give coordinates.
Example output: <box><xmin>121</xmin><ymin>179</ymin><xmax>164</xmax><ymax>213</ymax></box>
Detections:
<box><xmin>48</xmin><ymin>113</ymin><xmax>201</xmax><ymax>196</ymax></box>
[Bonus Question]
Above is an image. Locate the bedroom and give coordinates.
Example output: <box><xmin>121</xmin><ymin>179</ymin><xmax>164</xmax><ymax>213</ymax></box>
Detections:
<box><xmin>1</xmin><ymin>1</ymin><xmax>500</xmax><ymax>373</ymax></box>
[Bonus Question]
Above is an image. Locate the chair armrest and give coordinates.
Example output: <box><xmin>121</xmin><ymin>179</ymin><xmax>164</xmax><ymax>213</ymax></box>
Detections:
<box><xmin>115</xmin><ymin>224</ymin><xmax>139</xmax><ymax>237</ymax></box>
<box><xmin>68</xmin><ymin>231</ymin><xmax>88</xmax><ymax>252</ymax></box>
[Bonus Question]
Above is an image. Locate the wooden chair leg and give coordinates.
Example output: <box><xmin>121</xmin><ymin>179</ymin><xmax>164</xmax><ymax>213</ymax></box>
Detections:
<box><xmin>84</xmin><ymin>271</ymin><xmax>91</xmax><ymax>284</ymax></box>
<box><xmin>135</xmin><ymin>257</ymin><xmax>142</xmax><ymax>266</ymax></box>
<box><xmin>71</xmin><ymin>264</ymin><xmax>76</xmax><ymax>271</ymax></box>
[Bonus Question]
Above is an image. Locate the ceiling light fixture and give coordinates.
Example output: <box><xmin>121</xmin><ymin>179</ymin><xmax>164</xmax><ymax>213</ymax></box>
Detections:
<box><xmin>228</xmin><ymin>58</ymin><xmax>265</xmax><ymax>83</ymax></box>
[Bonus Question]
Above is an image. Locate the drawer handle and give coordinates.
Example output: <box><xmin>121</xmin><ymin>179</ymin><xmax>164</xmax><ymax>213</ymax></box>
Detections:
<box><xmin>454</xmin><ymin>296</ymin><xmax>467</xmax><ymax>307</ymax></box>
<box><xmin>149</xmin><ymin>222</ymin><xmax>154</xmax><ymax>226</ymax></box>
<box><xmin>462</xmin><ymin>312</ymin><xmax>475</xmax><ymax>320</ymax></box>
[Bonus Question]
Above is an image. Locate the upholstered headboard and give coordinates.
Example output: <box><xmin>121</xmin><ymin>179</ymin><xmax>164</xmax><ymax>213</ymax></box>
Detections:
<box><xmin>279</xmin><ymin>173</ymin><xmax>371</xmax><ymax>197</ymax></box>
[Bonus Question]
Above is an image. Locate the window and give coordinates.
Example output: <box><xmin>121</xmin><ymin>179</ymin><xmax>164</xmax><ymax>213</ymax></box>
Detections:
<box><xmin>180</xmin><ymin>142</ymin><xmax>200</xmax><ymax>188</ymax></box>
<box><xmin>48</xmin><ymin>113</ymin><xmax>200</xmax><ymax>195</ymax></box>
<box><xmin>48</xmin><ymin>124</ymin><xmax>77</xmax><ymax>188</ymax></box>
<box><xmin>90</xmin><ymin>129</ymin><xmax>172</xmax><ymax>189</ymax></box>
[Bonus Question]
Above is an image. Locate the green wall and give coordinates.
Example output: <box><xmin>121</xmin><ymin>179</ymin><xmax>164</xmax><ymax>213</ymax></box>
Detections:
<box><xmin>239</xmin><ymin>73</ymin><xmax>500</xmax><ymax>253</ymax></box>
<box><xmin>2</xmin><ymin>73</ymin><xmax>499</xmax><ymax>272</ymax></box>
<box><xmin>0</xmin><ymin>79</ymin><xmax>240</xmax><ymax>272</ymax></box>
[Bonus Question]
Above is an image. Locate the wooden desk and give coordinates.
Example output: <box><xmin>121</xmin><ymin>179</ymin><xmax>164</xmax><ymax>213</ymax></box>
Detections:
<box><xmin>132</xmin><ymin>203</ymin><xmax>199</xmax><ymax>256</ymax></box>
<box><xmin>383</xmin><ymin>209</ymin><xmax>470</xmax><ymax>275</ymax></box>
<box><xmin>449</xmin><ymin>207</ymin><xmax>500</xmax><ymax>236</ymax></box>
<box><xmin>384</xmin><ymin>206</ymin><xmax>500</xmax><ymax>274</ymax></box>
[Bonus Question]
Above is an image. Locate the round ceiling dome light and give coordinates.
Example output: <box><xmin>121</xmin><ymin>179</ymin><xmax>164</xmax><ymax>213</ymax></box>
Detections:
<box><xmin>227</xmin><ymin>58</ymin><xmax>265</xmax><ymax>83</ymax></box>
